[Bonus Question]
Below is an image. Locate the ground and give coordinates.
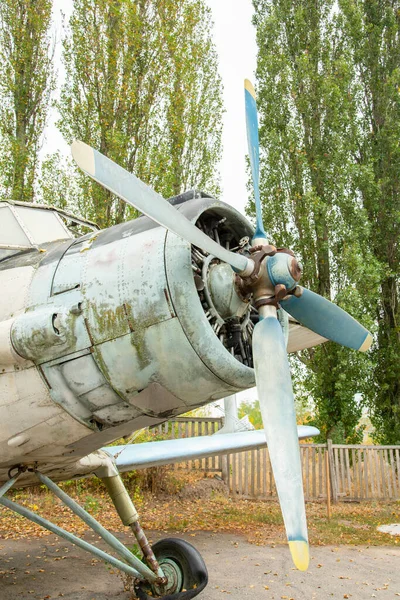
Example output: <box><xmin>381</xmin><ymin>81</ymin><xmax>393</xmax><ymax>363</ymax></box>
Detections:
<box><xmin>0</xmin><ymin>531</ymin><xmax>399</xmax><ymax>599</ymax></box>
<box><xmin>0</xmin><ymin>473</ymin><xmax>399</xmax><ymax>599</ymax></box>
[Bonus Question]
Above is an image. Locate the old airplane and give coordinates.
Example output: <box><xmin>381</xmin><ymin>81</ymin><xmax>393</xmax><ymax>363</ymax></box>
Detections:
<box><xmin>0</xmin><ymin>81</ymin><xmax>372</xmax><ymax>598</ymax></box>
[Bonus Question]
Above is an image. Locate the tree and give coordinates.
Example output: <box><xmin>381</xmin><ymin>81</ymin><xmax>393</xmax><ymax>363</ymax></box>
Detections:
<box><xmin>55</xmin><ymin>0</ymin><xmax>222</xmax><ymax>228</ymax></box>
<box><xmin>339</xmin><ymin>0</ymin><xmax>400</xmax><ymax>443</ymax></box>
<box><xmin>238</xmin><ymin>400</ymin><xmax>263</xmax><ymax>429</ymax></box>
<box><xmin>252</xmin><ymin>0</ymin><xmax>377</xmax><ymax>442</ymax></box>
<box><xmin>0</xmin><ymin>0</ymin><xmax>54</xmax><ymax>202</ymax></box>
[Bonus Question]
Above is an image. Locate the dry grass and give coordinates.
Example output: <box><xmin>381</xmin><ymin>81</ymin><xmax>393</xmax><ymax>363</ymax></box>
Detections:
<box><xmin>0</xmin><ymin>470</ymin><xmax>398</xmax><ymax>548</ymax></box>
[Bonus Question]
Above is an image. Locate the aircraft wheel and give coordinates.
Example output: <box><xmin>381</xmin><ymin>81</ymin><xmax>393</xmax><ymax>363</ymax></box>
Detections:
<box><xmin>135</xmin><ymin>538</ymin><xmax>208</xmax><ymax>599</ymax></box>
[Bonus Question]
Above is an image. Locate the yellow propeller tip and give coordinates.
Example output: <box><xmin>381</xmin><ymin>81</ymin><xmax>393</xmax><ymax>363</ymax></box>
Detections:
<box><xmin>244</xmin><ymin>79</ymin><xmax>256</xmax><ymax>99</ymax></box>
<box><xmin>359</xmin><ymin>333</ymin><xmax>373</xmax><ymax>352</ymax></box>
<box><xmin>288</xmin><ymin>540</ymin><xmax>309</xmax><ymax>571</ymax></box>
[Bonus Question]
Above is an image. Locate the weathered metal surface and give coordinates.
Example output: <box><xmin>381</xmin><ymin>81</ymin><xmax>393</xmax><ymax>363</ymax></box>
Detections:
<box><xmin>207</xmin><ymin>262</ymin><xmax>249</xmax><ymax>320</ymax></box>
<box><xmin>82</xmin><ymin>225</ymin><xmax>173</xmax><ymax>346</ymax></box>
<box><xmin>165</xmin><ymin>200</ymin><xmax>255</xmax><ymax>390</ymax></box>
<box><xmin>0</xmin><ymin>318</ymin><xmax>33</xmax><ymax>370</ymax></box>
<box><xmin>0</xmin><ymin>365</ymin><xmax>92</xmax><ymax>467</ymax></box>
<box><xmin>0</xmin><ymin>266</ymin><xmax>35</xmax><ymax>321</ymax></box>
<box><xmin>12</xmin><ymin>295</ymin><xmax>92</xmax><ymax>365</ymax></box>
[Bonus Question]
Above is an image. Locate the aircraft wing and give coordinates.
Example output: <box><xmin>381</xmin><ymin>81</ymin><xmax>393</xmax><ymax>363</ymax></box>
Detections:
<box><xmin>102</xmin><ymin>426</ymin><xmax>319</xmax><ymax>472</ymax></box>
<box><xmin>288</xmin><ymin>319</ymin><xmax>327</xmax><ymax>353</ymax></box>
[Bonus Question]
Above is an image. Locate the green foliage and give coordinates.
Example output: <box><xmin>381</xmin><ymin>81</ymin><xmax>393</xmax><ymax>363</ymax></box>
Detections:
<box><xmin>51</xmin><ymin>0</ymin><xmax>222</xmax><ymax>228</ymax></box>
<box><xmin>238</xmin><ymin>400</ymin><xmax>263</xmax><ymax>429</ymax></box>
<box><xmin>338</xmin><ymin>0</ymin><xmax>400</xmax><ymax>444</ymax></box>
<box><xmin>252</xmin><ymin>0</ymin><xmax>377</xmax><ymax>442</ymax></box>
<box><xmin>0</xmin><ymin>0</ymin><xmax>54</xmax><ymax>202</ymax></box>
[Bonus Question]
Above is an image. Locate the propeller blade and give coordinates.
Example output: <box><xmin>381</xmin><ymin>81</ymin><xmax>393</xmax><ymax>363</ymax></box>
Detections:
<box><xmin>244</xmin><ymin>79</ymin><xmax>267</xmax><ymax>241</ymax></box>
<box><xmin>71</xmin><ymin>140</ymin><xmax>254</xmax><ymax>276</ymax></box>
<box><xmin>281</xmin><ymin>287</ymin><xmax>372</xmax><ymax>352</ymax></box>
<box><xmin>253</xmin><ymin>315</ymin><xmax>309</xmax><ymax>571</ymax></box>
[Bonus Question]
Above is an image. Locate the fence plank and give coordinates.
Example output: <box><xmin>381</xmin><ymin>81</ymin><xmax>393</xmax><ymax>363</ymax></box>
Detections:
<box><xmin>390</xmin><ymin>449</ymin><xmax>397</xmax><ymax>497</ymax></box>
<box><xmin>345</xmin><ymin>448</ymin><xmax>351</xmax><ymax>496</ymax></box>
<box><xmin>386</xmin><ymin>448</ymin><xmax>393</xmax><ymax>499</ymax></box>
<box><xmin>364</xmin><ymin>448</ymin><xmax>369</xmax><ymax>499</ymax></box>
<box><xmin>327</xmin><ymin>440</ymin><xmax>338</xmax><ymax>503</ymax></box>
<box><xmin>358</xmin><ymin>448</ymin><xmax>364</xmax><ymax>499</ymax></box>
<box><xmin>312</xmin><ymin>447</ymin><xmax>317</xmax><ymax>498</ymax></box>
<box><xmin>251</xmin><ymin>450</ymin><xmax>256</xmax><ymax>497</ymax></box>
<box><xmin>373</xmin><ymin>448</ymin><xmax>380</xmax><ymax>498</ymax></box>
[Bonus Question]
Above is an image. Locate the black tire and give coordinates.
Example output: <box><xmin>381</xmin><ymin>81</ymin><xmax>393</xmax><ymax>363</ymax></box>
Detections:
<box><xmin>135</xmin><ymin>538</ymin><xmax>208</xmax><ymax>600</ymax></box>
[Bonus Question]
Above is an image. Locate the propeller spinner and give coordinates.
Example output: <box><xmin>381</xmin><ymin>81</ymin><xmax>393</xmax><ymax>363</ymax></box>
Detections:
<box><xmin>71</xmin><ymin>81</ymin><xmax>372</xmax><ymax>572</ymax></box>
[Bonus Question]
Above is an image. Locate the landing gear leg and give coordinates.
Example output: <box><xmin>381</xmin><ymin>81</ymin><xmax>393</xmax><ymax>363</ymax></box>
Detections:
<box><xmin>100</xmin><ymin>474</ymin><xmax>208</xmax><ymax>599</ymax></box>
<box><xmin>100</xmin><ymin>474</ymin><xmax>166</xmax><ymax>582</ymax></box>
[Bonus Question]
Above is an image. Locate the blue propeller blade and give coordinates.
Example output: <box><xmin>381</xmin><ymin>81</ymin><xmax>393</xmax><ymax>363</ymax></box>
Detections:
<box><xmin>253</xmin><ymin>315</ymin><xmax>309</xmax><ymax>570</ymax></box>
<box><xmin>244</xmin><ymin>79</ymin><xmax>267</xmax><ymax>241</ymax></box>
<box><xmin>281</xmin><ymin>287</ymin><xmax>373</xmax><ymax>352</ymax></box>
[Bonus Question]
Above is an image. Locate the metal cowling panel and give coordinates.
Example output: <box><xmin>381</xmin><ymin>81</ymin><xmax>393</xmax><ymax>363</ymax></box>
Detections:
<box><xmin>165</xmin><ymin>199</ymin><xmax>256</xmax><ymax>391</ymax></box>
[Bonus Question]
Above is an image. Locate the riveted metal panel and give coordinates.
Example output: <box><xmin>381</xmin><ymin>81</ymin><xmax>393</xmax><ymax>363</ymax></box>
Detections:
<box><xmin>27</xmin><ymin>241</ymin><xmax>72</xmax><ymax>307</ymax></box>
<box><xmin>91</xmin><ymin>318</ymin><xmax>238</xmax><ymax>411</ymax></box>
<box><xmin>0</xmin><ymin>266</ymin><xmax>35</xmax><ymax>321</ymax></box>
<box><xmin>165</xmin><ymin>201</ymin><xmax>255</xmax><ymax>390</ymax></box>
<box><xmin>42</xmin><ymin>351</ymin><xmax>126</xmax><ymax>426</ymax></box>
<box><xmin>12</xmin><ymin>292</ymin><xmax>92</xmax><ymax>364</ymax></box>
<box><xmin>0</xmin><ymin>318</ymin><xmax>33</xmax><ymax>370</ymax></box>
<box><xmin>0</xmin><ymin>365</ymin><xmax>90</xmax><ymax>468</ymax></box>
<box><xmin>51</xmin><ymin>240</ymin><xmax>89</xmax><ymax>295</ymax></box>
<box><xmin>81</xmin><ymin>225</ymin><xmax>173</xmax><ymax>345</ymax></box>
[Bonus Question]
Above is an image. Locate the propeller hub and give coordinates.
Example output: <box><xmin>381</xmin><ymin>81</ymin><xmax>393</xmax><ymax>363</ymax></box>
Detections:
<box><xmin>267</xmin><ymin>252</ymin><xmax>302</xmax><ymax>291</ymax></box>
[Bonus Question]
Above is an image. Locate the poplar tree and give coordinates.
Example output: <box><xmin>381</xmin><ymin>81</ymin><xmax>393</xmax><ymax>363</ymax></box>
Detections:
<box><xmin>0</xmin><ymin>0</ymin><xmax>54</xmax><ymax>202</ymax></box>
<box><xmin>252</xmin><ymin>0</ymin><xmax>377</xmax><ymax>442</ymax></box>
<box><xmin>55</xmin><ymin>0</ymin><xmax>222</xmax><ymax>228</ymax></box>
<box><xmin>340</xmin><ymin>0</ymin><xmax>400</xmax><ymax>443</ymax></box>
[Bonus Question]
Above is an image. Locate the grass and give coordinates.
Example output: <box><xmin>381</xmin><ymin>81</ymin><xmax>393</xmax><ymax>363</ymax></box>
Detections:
<box><xmin>0</xmin><ymin>472</ymin><xmax>398</xmax><ymax>548</ymax></box>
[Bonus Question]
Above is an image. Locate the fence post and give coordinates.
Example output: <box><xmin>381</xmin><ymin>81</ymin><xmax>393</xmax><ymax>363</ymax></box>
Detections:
<box><xmin>221</xmin><ymin>455</ymin><xmax>228</xmax><ymax>483</ymax></box>
<box><xmin>325</xmin><ymin>448</ymin><xmax>331</xmax><ymax>520</ymax></box>
<box><xmin>327</xmin><ymin>439</ymin><xmax>338</xmax><ymax>503</ymax></box>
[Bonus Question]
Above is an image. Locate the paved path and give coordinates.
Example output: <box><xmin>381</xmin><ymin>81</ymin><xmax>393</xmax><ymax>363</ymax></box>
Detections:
<box><xmin>0</xmin><ymin>531</ymin><xmax>399</xmax><ymax>599</ymax></box>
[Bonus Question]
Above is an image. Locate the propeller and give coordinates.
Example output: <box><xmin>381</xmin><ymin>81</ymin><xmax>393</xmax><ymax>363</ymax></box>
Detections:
<box><xmin>280</xmin><ymin>287</ymin><xmax>372</xmax><ymax>351</ymax></box>
<box><xmin>71</xmin><ymin>141</ymin><xmax>254</xmax><ymax>277</ymax></box>
<box><xmin>244</xmin><ymin>79</ymin><xmax>310</xmax><ymax>571</ymax></box>
<box><xmin>253</xmin><ymin>313</ymin><xmax>309</xmax><ymax>570</ymax></box>
<box><xmin>243</xmin><ymin>79</ymin><xmax>372</xmax><ymax>570</ymax></box>
<box><xmin>244</xmin><ymin>79</ymin><xmax>267</xmax><ymax>241</ymax></box>
<box><xmin>71</xmin><ymin>80</ymin><xmax>372</xmax><ymax>572</ymax></box>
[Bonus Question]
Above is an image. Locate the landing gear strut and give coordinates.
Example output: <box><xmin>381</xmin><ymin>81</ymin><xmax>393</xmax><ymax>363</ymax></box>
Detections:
<box><xmin>101</xmin><ymin>474</ymin><xmax>208</xmax><ymax>598</ymax></box>
<box><xmin>0</xmin><ymin>468</ymin><xmax>208</xmax><ymax>599</ymax></box>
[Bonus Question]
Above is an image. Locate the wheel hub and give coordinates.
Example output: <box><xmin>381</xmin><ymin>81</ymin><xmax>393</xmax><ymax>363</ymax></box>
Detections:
<box><xmin>152</xmin><ymin>558</ymin><xmax>183</xmax><ymax>596</ymax></box>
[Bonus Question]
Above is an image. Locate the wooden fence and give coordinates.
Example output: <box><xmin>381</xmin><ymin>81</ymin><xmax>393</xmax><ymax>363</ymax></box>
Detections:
<box><xmin>226</xmin><ymin>441</ymin><xmax>400</xmax><ymax>502</ymax></box>
<box><xmin>150</xmin><ymin>419</ymin><xmax>400</xmax><ymax>501</ymax></box>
